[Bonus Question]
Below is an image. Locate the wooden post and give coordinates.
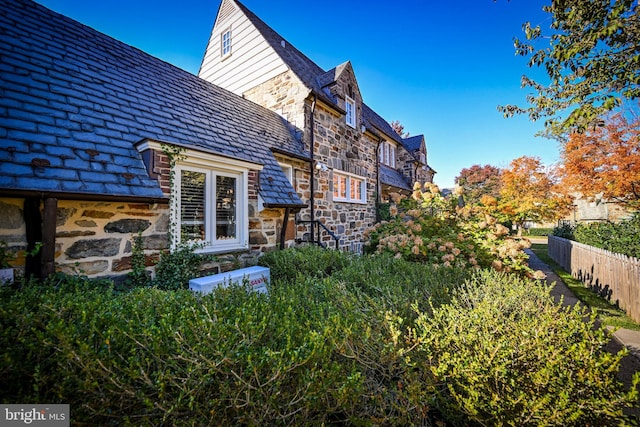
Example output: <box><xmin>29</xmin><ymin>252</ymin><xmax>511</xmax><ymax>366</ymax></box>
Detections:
<box><xmin>41</xmin><ymin>198</ymin><xmax>57</xmax><ymax>279</ymax></box>
<box><xmin>23</xmin><ymin>198</ymin><xmax>42</xmax><ymax>280</ymax></box>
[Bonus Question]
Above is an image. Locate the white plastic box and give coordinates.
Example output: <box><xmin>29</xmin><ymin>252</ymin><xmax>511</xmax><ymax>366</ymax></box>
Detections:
<box><xmin>189</xmin><ymin>266</ymin><xmax>270</xmax><ymax>295</ymax></box>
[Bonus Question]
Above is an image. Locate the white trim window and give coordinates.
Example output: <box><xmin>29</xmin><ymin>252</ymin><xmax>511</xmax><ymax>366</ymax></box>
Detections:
<box><xmin>345</xmin><ymin>95</ymin><xmax>356</xmax><ymax>128</ymax></box>
<box><xmin>175</xmin><ymin>161</ymin><xmax>248</xmax><ymax>253</ymax></box>
<box><xmin>221</xmin><ymin>28</ymin><xmax>232</xmax><ymax>57</ymax></box>
<box><xmin>378</xmin><ymin>141</ymin><xmax>397</xmax><ymax>167</ymax></box>
<box><xmin>333</xmin><ymin>171</ymin><xmax>366</xmax><ymax>204</ymax></box>
<box><xmin>279</xmin><ymin>162</ymin><xmax>294</xmax><ymax>185</ymax></box>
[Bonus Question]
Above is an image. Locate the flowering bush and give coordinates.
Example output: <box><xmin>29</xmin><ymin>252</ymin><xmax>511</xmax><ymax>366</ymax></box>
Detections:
<box><xmin>365</xmin><ymin>183</ymin><xmax>535</xmax><ymax>276</ymax></box>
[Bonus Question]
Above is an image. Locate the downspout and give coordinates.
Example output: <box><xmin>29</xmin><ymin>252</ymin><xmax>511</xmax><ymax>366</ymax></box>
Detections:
<box><xmin>309</xmin><ymin>94</ymin><xmax>317</xmax><ymax>243</ymax></box>
<box><xmin>375</xmin><ymin>137</ymin><xmax>382</xmax><ymax>223</ymax></box>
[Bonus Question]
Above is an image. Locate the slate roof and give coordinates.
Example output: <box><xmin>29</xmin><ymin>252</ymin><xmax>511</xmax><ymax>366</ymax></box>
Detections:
<box><xmin>361</xmin><ymin>104</ymin><xmax>405</xmax><ymax>146</ymax></box>
<box><xmin>236</xmin><ymin>0</ymin><xmax>410</xmax><ymax>140</ymax></box>
<box><xmin>403</xmin><ymin>135</ymin><xmax>424</xmax><ymax>154</ymax></box>
<box><xmin>0</xmin><ymin>0</ymin><xmax>307</xmax><ymax>207</ymax></box>
<box><xmin>379</xmin><ymin>164</ymin><xmax>412</xmax><ymax>192</ymax></box>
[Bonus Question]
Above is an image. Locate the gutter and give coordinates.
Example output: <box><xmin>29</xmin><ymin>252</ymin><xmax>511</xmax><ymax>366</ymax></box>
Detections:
<box><xmin>0</xmin><ymin>189</ymin><xmax>168</xmax><ymax>204</ymax></box>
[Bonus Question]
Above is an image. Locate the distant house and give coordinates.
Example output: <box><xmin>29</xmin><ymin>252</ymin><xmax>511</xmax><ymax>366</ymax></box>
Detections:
<box><xmin>0</xmin><ymin>0</ymin><xmax>435</xmax><ymax>281</ymax></box>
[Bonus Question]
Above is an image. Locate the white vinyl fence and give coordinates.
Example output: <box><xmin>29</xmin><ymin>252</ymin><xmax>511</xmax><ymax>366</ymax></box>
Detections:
<box><xmin>548</xmin><ymin>236</ymin><xmax>640</xmax><ymax>323</ymax></box>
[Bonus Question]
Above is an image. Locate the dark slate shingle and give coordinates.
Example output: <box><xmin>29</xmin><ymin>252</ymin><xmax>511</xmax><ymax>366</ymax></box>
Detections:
<box><xmin>0</xmin><ymin>0</ymin><xmax>307</xmax><ymax>207</ymax></box>
<box><xmin>379</xmin><ymin>164</ymin><xmax>412</xmax><ymax>191</ymax></box>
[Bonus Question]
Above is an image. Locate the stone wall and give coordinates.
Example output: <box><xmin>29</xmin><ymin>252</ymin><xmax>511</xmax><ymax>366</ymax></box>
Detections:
<box><xmin>241</xmin><ymin>68</ymin><xmax>378</xmax><ymax>253</ymax></box>
<box><xmin>308</xmin><ymin>103</ymin><xmax>377</xmax><ymax>253</ymax></box>
<box><xmin>0</xmin><ymin>198</ymin><xmax>169</xmax><ymax>279</ymax></box>
<box><xmin>242</xmin><ymin>70</ymin><xmax>307</xmax><ymax>139</ymax></box>
<box><xmin>0</xmin><ymin>199</ymin><xmax>27</xmax><ymax>267</ymax></box>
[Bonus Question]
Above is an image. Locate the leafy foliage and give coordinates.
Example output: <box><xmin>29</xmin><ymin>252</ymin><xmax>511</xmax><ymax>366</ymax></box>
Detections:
<box><xmin>563</xmin><ymin>213</ymin><xmax>640</xmax><ymax>259</ymax></box>
<box><xmin>553</xmin><ymin>222</ymin><xmax>576</xmax><ymax>239</ymax></box>
<box><xmin>1</xmin><ymin>255</ymin><xmax>636</xmax><ymax>425</ymax></box>
<box><xmin>499</xmin><ymin>156</ymin><xmax>573</xmax><ymax>231</ymax></box>
<box><xmin>126</xmin><ymin>232</ymin><xmax>149</xmax><ymax>288</ymax></box>
<box><xmin>390</xmin><ymin>120</ymin><xmax>409</xmax><ymax>138</ymax></box>
<box><xmin>455</xmin><ymin>164</ymin><xmax>503</xmax><ymax>205</ymax></box>
<box><xmin>405</xmin><ymin>270</ymin><xmax>639</xmax><ymax>426</ymax></box>
<box><xmin>365</xmin><ymin>183</ymin><xmax>536</xmax><ymax>277</ymax></box>
<box><xmin>151</xmin><ymin>243</ymin><xmax>217</xmax><ymax>290</ymax></box>
<box><xmin>561</xmin><ymin>106</ymin><xmax>640</xmax><ymax>208</ymax></box>
<box><xmin>500</xmin><ymin>0</ymin><xmax>640</xmax><ymax>135</ymax></box>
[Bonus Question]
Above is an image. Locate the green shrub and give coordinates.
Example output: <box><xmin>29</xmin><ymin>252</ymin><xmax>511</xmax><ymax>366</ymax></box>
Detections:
<box><xmin>553</xmin><ymin>222</ymin><xmax>575</xmax><ymax>239</ymax></box>
<box><xmin>366</xmin><ymin>185</ymin><xmax>534</xmax><ymax>276</ymax></box>
<box><xmin>151</xmin><ymin>243</ymin><xmax>217</xmax><ymax>290</ymax></box>
<box><xmin>258</xmin><ymin>245</ymin><xmax>354</xmax><ymax>283</ymax></box>
<box><xmin>0</xmin><ymin>266</ymin><xmax>445</xmax><ymax>425</ymax></box>
<box><xmin>572</xmin><ymin>213</ymin><xmax>640</xmax><ymax>259</ymax></box>
<box><xmin>404</xmin><ymin>270</ymin><xmax>639</xmax><ymax>426</ymax></box>
<box><xmin>2</xmin><ymin>252</ymin><xmax>637</xmax><ymax>426</ymax></box>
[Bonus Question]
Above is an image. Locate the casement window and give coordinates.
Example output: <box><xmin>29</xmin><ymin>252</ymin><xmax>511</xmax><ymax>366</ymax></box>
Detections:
<box><xmin>345</xmin><ymin>95</ymin><xmax>356</xmax><ymax>128</ymax></box>
<box><xmin>221</xmin><ymin>28</ymin><xmax>232</xmax><ymax>57</ymax></box>
<box><xmin>279</xmin><ymin>162</ymin><xmax>293</xmax><ymax>185</ymax></box>
<box><xmin>333</xmin><ymin>171</ymin><xmax>366</xmax><ymax>204</ymax></box>
<box><xmin>175</xmin><ymin>161</ymin><xmax>248</xmax><ymax>253</ymax></box>
<box><xmin>378</xmin><ymin>141</ymin><xmax>397</xmax><ymax>167</ymax></box>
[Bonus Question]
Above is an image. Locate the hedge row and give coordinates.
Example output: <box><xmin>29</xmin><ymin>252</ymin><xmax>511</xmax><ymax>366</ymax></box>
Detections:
<box><xmin>1</xmin><ymin>247</ymin><xmax>637</xmax><ymax>425</ymax></box>
<box><xmin>554</xmin><ymin>213</ymin><xmax>640</xmax><ymax>258</ymax></box>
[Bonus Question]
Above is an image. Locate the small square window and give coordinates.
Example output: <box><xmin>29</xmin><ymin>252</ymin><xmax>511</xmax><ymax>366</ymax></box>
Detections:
<box><xmin>345</xmin><ymin>96</ymin><xmax>356</xmax><ymax>128</ymax></box>
<box><xmin>221</xmin><ymin>28</ymin><xmax>232</xmax><ymax>57</ymax></box>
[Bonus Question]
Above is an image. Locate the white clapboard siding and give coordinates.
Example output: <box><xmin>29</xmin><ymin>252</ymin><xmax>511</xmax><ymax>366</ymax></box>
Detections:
<box><xmin>199</xmin><ymin>0</ymin><xmax>289</xmax><ymax>95</ymax></box>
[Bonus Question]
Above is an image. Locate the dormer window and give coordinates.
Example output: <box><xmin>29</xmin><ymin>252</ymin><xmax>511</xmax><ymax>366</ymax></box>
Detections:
<box><xmin>345</xmin><ymin>95</ymin><xmax>356</xmax><ymax>128</ymax></box>
<box><xmin>221</xmin><ymin>28</ymin><xmax>232</xmax><ymax>57</ymax></box>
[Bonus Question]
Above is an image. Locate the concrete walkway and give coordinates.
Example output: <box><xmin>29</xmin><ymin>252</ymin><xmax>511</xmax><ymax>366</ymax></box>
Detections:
<box><xmin>525</xmin><ymin>248</ymin><xmax>640</xmax><ymax>358</ymax></box>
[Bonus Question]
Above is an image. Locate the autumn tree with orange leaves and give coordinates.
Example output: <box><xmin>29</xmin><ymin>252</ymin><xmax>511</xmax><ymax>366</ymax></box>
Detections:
<box><xmin>561</xmin><ymin>108</ymin><xmax>640</xmax><ymax>208</ymax></box>
<box><xmin>499</xmin><ymin>156</ymin><xmax>573</xmax><ymax>234</ymax></box>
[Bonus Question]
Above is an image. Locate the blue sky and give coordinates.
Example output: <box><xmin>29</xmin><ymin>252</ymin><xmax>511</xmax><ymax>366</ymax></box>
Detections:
<box><xmin>36</xmin><ymin>0</ymin><xmax>559</xmax><ymax>189</ymax></box>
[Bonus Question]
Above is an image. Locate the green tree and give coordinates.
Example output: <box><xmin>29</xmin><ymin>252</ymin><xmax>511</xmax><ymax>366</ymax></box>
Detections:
<box><xmin>499</xmin><ymin>0</ymin><xmax>640</xmax><ymax>135</ymax></box>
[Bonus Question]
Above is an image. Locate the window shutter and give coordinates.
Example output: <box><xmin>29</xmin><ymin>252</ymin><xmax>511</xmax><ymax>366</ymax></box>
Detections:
<box><xmin>180</xmin><ymin>170</ymin><xmax>206</xmax><ymax>241</ymax></box>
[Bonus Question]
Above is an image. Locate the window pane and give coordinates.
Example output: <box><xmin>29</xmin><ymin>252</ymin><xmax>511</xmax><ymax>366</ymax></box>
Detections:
<box><xmin>345</xmin><ymin>98</ymin><xmax>355</xmax><ymax>127</ymax></box>
<box><xmin>222</xmin><ymin>30</ymin><xmax>231</xmax><ymax>56</ymax></box>
<box><xmin>180</xmin><ymin>170</ymin><xmax>206</xmax><ymax>242</ymax></box>
<box><xmin>216</xmin><ymin>175</ymin><xmax>236</xmax><ymax>240</ymax></box>
<box><xmin>351</xmin><ymin>177</ymin><xmax>362</xmax><ymax>201</ymax></box>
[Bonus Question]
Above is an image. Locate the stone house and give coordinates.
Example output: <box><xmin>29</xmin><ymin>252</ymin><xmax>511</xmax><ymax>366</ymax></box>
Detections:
<box><xmin>198</xmin><ymin>0</ymin><xmax>436</xmax><ymax>248</ymax></box>
<box><xmin>0</xmin><ymin>0</ymin><xmax>306</xmax><ymax>280</ymax></box>
<box><xmin>0</xmin><ymin>0</ymin><xmax>435</xmax><ymax>281</ymax></box>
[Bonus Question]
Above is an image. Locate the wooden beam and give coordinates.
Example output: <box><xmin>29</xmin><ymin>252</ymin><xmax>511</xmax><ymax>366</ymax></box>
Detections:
<box><xmin>41</xmin><ymin>198</ymin><xmax>57</xmax><ymax>279</ymax></box>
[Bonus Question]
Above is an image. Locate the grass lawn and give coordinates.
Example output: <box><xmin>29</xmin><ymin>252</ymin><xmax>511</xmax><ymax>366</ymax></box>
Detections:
<box><xmin>529</xmin><ymin>241</ymin><xmax>640</xmax><ymax>331</ymax></box>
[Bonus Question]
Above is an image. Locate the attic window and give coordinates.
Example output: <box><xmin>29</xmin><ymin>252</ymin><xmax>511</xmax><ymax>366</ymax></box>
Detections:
<box><xmin>345</xmin><ymin>95</ymin><xmax>356</xmax><ymax>128</ymax></box>
<box><xmin>221</xmin><ymin>28</ymin><xmax>232</xmax><ymax>57</ymax></box>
